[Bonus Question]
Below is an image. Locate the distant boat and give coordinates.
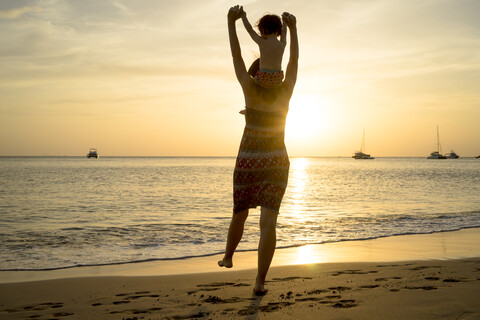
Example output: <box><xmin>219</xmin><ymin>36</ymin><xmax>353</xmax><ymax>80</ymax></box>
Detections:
<box><xmin>427</xmin><ymin>126</ymin><xmax>446</xmax><ymax>159</ymax></box>
<box><xmin>352</xmin><ymin>129</ymin><xmax>374</xmax><ymax>159</ymax></box>
<box><xmin>445</xmin><ymin>150</ymin><xmax>459</xmax><ymax>159</ymax></box>
<box><xmin>87</xmin><ymin>148</ymin><xmax>98</xmax><ymax>159</ymax></box>
<box><xmin>428</xmin><ymin>151</ymin><xmax>446</xmax><ymax>159</ymax></box>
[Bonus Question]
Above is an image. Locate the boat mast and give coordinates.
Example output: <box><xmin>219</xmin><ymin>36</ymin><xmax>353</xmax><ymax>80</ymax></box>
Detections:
<box><xmin>361</xmin><ymin>128</ymin><xmax>366</xmax><ymax>153</ymax></box>
<box><xmin>436</xmin><ymin>125</ymin><xmax>442</xmax><ymax>154</ymax></box>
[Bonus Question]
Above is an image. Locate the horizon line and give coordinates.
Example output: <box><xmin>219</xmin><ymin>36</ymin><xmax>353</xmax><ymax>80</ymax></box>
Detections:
<box><xmin>1</xmin><ymin>155</ymin><xmax>479</xmax><ymax>158</ymax></box>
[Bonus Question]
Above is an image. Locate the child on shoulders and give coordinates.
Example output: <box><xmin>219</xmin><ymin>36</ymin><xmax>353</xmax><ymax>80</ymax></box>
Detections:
<box><xmin>241</xmin><ymin>9</ymin><xmax>287</xmax><ymax>89</ymax></box>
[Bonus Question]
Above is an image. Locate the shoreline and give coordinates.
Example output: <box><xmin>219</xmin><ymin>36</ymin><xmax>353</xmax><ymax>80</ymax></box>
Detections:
<box><xmin>2</xmin><ymin>227</ymin><xmax>479</xmax><ymax>284</ymax></box>
<box><xmin>1</xmin><ymin>259</ymin><xmax>479</xmax><ymax>319</ymax></box>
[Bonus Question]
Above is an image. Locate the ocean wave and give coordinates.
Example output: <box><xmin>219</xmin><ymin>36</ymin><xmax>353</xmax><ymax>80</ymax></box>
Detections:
<box><xmin>2</xmin><ymin>226</ymin><xmax>480</xmax><ymax>272</ymax></box>
<box><xmin>1</xmin><ymin>157</ymin><xmax>479</xmax><ymax>271</ymax></box>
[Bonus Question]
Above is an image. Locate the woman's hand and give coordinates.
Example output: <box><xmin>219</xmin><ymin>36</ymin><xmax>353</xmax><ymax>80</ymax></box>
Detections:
<box><xmin>228</xmin><ymin>5</ymin><xmax>244</xmax><ymax>23</ymax></box>
<box><xmin>282</xmin><ymin>12</ymin><xmax>296</xmax><ymax>28</ymax></box>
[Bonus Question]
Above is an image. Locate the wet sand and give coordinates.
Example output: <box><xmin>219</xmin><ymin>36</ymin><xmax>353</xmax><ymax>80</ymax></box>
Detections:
<box><xmin>1</xmin><ymin>228</ymin><xmax>480</xmax><ymax>319</ymax></box>
<box><xmin>1</xmin><ymin>259</ymin><xmax>479</xmax><ymax>319</ymax></box>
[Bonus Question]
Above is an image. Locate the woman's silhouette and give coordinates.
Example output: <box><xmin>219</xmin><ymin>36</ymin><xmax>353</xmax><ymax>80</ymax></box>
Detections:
<box><xmin>218</xmin><ymin>5</ymin><xmax>299</xmax><ymax>295</ymax></box>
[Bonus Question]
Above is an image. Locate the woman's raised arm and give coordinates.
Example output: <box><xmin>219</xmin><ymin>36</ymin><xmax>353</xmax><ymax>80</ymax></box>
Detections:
<box><xmin>283</xmin><ymin>13</ymin><xmax>298</xmax><ymax>94</ymax></box>
<box><xmin>228</xmin><ymin>6</ymin><xmax>250</xmax><ymax>87</ymax></box>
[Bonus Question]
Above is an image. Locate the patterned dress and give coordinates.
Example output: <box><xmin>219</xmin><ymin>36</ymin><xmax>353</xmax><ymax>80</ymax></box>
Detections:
<box><xmin>233</xmin><ymin>107</ymin><xmax>290</xmax><ymax>214</ymax></box>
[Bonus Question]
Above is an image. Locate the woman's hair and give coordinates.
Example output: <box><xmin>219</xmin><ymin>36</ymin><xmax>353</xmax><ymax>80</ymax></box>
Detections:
<box><xmin>248</xmin><ymin>58</ymin><xmax>260</xmax><ymax>78</ymax></box>
<box><xmin>257</xmin><ymin>14</ymin><xmax>282</xmax><ymax>36</ymax></box>
<box><xmin>248</xmin><ymin>58</ymin><xmax>280</xmax><ymax>103</ymax></box>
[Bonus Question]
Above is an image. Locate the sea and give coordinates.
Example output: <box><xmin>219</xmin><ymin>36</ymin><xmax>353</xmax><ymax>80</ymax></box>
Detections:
<box><xmin>0</xmin><ymin>156</ymin><xmax>479</xmax><ymax>271</ymax></box>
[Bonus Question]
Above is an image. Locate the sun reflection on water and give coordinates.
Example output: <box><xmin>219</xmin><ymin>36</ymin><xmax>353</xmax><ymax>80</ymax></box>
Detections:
<box><xmin>288</xmin><ymin>158</ymin><xmax>309</xmax><ymax>216</ymax></box>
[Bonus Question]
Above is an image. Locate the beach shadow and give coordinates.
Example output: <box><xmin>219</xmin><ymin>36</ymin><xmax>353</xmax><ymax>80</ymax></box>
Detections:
<box><xmin>238</xmin><ymin>293</ymin><xmax>265</xmax><ymax>319</ymax></box>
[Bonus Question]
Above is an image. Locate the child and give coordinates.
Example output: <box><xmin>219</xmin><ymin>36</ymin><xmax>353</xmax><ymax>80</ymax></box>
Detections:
<box><xmin>241</xmin><ymin>9</ymin><xmax>287</xmax><ymax>89</ymax></box>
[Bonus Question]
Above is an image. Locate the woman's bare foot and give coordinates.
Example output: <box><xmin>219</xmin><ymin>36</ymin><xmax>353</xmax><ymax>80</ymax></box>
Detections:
<box><xmin>253</xmin><ymin>278</ymin><xmax>268</xmax><ymax>295</ymax></box>
<box><xmin>218</xmin><ymin>257</ymin><xmax>233</xmax><ymax>268</ymax></box>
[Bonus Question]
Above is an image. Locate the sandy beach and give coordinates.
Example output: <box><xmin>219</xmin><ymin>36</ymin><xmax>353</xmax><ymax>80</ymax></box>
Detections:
<box><xmin>1</xmin><ymin>229</ymin><xmax>480</xmax><ymax>320</ymax></box>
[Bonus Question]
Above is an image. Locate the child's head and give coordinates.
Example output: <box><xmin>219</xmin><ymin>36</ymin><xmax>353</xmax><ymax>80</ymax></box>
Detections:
<box><xmin>257</xmin><ymin>14</ymin><xmax>282</xmax><ymax>37</ymax></box>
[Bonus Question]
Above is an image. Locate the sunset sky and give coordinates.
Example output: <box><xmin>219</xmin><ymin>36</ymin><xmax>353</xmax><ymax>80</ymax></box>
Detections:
<box><xmin>1</xmin><ymin>0</ymin><xmax>479</xmax><ymax>157</ymax></box>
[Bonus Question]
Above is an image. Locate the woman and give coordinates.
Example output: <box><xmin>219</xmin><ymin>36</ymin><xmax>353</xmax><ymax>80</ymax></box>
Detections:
<box><xmin>218</xmin><ymin>5</ymin><xmax>298</xmax><ymax>295</ymax></box>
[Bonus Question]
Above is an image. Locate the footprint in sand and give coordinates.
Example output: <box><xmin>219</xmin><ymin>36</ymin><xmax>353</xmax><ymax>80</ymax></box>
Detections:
<box><xmin>328</xmin><ymin>286</ymin><xmax>352</xmax><ymax>292</ymax></box>
<box><xmin>168</xmin><ymin>311</ymin><xmax>210</xmax><ymax>319</ymax></box>
<box><xmin>189</xmin><ymin>282</ymin><xmax>250</xmax><ymax>294</ymax></box>
<box><xmin>52</xmin><ymin>312</ymin><xmax>74</xmax><ymax>317</ymax></box>
<box><xmin>279</xmin><ymin>291</ymin><xmax>295</xmax><ymax>299</ymax></box>
<box><xmin>108</xmin><ymin>291</ymin><xmax>161</xmax><ymax>304</ymax></box>
<box><xmin>3</xmin><ymin>302</ymin><xmax>65</xmax><ymax>314</ymax></box>
<box><xmin>271</xmin><ymin>276</ymin><xmax>313</xmax><ymax>282</ymax></box>
<box><xmin>332</xmin><ymin>299</ymin><xmax>357</xmax><ymax>308</ymax></box>
<box><xmin>375</xmin><ymin>277</ymin><xmax>402</xmax><ymax>282</ymax></box>
<box><xmin>196</xmin><ymin>282</ymin><xmax>236</xmax><ymax>287</ymax></box>
<box><xmin>409</xmin><ymin>266</ymin><xmax>442</xmax><ymax>271</ymax></box>
<box><xmin>128</xmin><ymin>294</ymin><xmax>160</xmax><ymax>300</ymax></box>
<box><xmin>306</xmin><ymin>289</ymin><xmax>329</xmax><ymax>295</ymax></box>
<box><xmin>331</xmin><ymin>270</ymin><xmax>379</xmax><ymax>276</ymax></box>
<box><xmin>443</xmin><ymin>278</ymin><xmax>461</xmax><ymax>283</ymax></box>
<box><xmin>405</xmin><ymin>285</ymin><xmax>437</xmax><ymax>290</ymax></box>
<box><xmin>115</xmin><ymin>291</ymin><xmax>151</xmax><ymax>297</ymax></box>
<box><xmin>296</xmin><ymin>297</ymin><xmax>325</xmax><ymax>302</ymax></box>
<box><xmin>202</xmin><ymin>295</ymin><xmax>251</xmax><ymax>304</ymax></box>
<box><xmin>359</xmin><ymin>284</ymin><xmax>380</xmax><ymax>289</ymax></box>
<box><xmin>34</xmin><ymin>302</ymin><xmax>64</xmax><ymax>311</ymax></box>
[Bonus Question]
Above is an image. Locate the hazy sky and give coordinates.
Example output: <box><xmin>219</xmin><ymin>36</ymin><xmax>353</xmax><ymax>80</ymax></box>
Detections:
<box><xmin>1</xmin><ymin>0</ymin><xmax>479</xmax><ymax>156</ymax></box>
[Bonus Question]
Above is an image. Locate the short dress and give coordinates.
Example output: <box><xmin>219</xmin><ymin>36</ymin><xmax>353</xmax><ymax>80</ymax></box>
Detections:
<box><xmin>233</xmin><ymin>107</ymin><xmax>290</xmax><ymax>214</ymax></box>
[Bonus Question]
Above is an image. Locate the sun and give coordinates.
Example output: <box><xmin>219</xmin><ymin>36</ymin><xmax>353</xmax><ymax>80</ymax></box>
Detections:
<box><xmin>285</xmin><ymin>93</ymin><xmax>333</xmax><ymax>147</ymax></box>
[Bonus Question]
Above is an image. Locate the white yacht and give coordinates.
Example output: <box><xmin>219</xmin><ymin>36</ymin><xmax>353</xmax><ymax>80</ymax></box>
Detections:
<box><xmin>87</xmin><ymin>148</ymin><xmax>98</xmax><ymax>158</ymax></box>
<box><xmin>445</xmin><ymin>150</ymin><xmax>459</xmax><ymax>159</ymax></box>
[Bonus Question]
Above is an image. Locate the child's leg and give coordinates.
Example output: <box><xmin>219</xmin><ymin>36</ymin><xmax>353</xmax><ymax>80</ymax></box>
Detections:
<box><xmin>218</xmin><ymin>209</ymin><xmax>249</xmax><ymax>268</ymax></box>
<box><xmin>254</xmin><ymin>70</ymin><xmax>284</xmax><ymax>89</ymax></box>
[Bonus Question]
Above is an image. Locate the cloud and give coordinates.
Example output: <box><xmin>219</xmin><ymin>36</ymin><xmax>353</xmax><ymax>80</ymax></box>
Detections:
<box><xmin>1</xmin><ymin>0</ymin><xmax>480</xmax><ymax>156</ymax></box>
<box><xmin>0</xmin><ymin>6</ymin><xmax>42</xmax><ymax>19</ymax></box>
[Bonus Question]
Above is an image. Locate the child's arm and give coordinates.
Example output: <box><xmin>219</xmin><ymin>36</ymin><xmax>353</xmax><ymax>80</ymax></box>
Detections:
<box><xmin>280</xmin><ymin>15</ymin><xmax>287</xmax><ymax>45</ymax></box>
<box><xmin>241</xmin><ymin>12</ymin><xmax>262</xmax><ymax>44</ymax></box>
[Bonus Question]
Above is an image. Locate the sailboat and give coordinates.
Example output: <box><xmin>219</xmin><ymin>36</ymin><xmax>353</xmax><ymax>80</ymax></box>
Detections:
<box><xmin>427</xmin><ymin>126</ymin><xmax>446</xmax><ymax>159</ymax></box>
<box><xmin>352</xmin><ymin>129</ymin><xmax>374</xmax><ymax>159</ymax></box>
